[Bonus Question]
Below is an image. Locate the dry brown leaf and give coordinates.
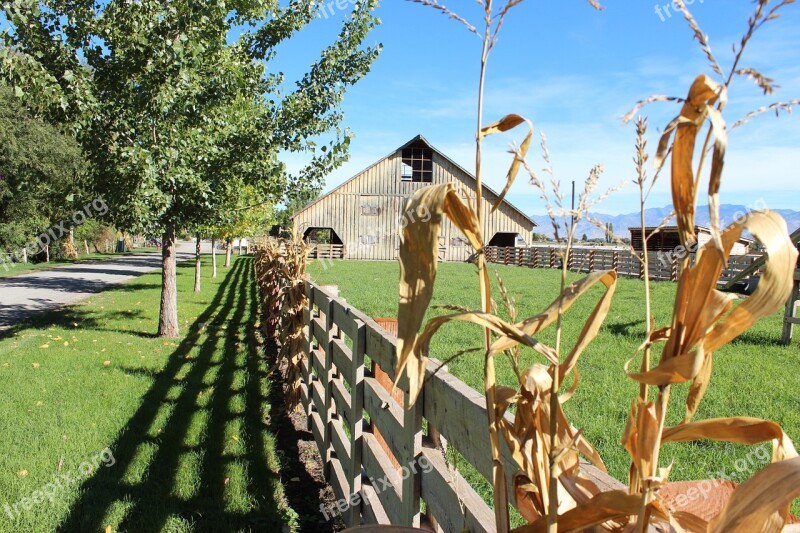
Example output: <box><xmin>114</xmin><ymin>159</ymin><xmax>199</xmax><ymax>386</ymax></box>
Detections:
<box><xmin>706</xmin><ymin>104</ymin><xmax>728</xmax><ymax>257</ymax></box>
<box><xmin>671</xmin><ymin>74</ymin><xmax>721</xmax><ymax>248</ymax></box>
<box><xmin>709</xmin><ymin>456</ymin><xmax>800</xmax><ymax>533</ymax></box>
<box><xmin>662</xmin><ymin>417</ymin><xmax>798</xmax><ymax>462</ymax></box>
<box><xmin>511</xmin><ymin>490</ymin><xmax>642</xmax><ymax>533</ymax></box>
<box><xmin>629</xmin><ymin>211</ymin><xmax>797</xmax><ymax>389</ymax></box>
<box><xmin>480</xmin><ymin>113</ymin><xmax>527</xmax><ymax>138</ymax></box>
<box><xmin>395</xmin><ymin>183</ymin><xmax>482</xmax><ymax>406</ymax></box>
<box><xmin>31</xmin><ymin>362</ymin><xmax>40</xmax><ymax>369</ymax></box>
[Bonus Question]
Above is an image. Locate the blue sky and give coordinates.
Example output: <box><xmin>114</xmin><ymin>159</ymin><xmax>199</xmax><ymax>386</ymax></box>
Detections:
<box><xmin>3</xmin><ymin>2</ymin><xmax>797</xmax><ymax>216</ymax></box>
<box><xmin>275</xmin><ymin>0</ymin><xmax>800</xmax><ymax>215</ymax></box>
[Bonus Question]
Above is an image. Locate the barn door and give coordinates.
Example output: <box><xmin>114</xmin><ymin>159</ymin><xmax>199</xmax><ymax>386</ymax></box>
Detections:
<box><xmin>358</xmin><ymin>195</ymin><xmax>394</xmax><ymax>260</ymax></box>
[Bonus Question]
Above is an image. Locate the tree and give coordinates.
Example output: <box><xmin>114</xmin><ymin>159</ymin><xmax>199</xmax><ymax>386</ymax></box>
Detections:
<box><xmin>2</xmin><ymin>1</ymin><xmax>380</xmax><ymax>337</ymax></box>
<box><xmin>605</xmin><ymin>222</ymin><xmax>614</xmax><ymax>244</ymax></box>
<box><xmin>0</xmin><ymin>84</ymin><xmax>87</xmax><ymax>263</ymax></box>
<box><xmin>581</xmin><ymin>233</ymin><xmax>588</xmax><ymax>242</ymax></box>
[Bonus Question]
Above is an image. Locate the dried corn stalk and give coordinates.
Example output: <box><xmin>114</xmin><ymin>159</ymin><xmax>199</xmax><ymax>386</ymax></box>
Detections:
<box><xmin>254</xmin><ymin>236</ymin><xmax>309</xmax><ymax>410</ymax></box>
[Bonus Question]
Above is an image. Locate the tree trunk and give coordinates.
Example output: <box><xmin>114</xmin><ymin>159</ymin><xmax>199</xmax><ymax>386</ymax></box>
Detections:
<box><xmin>45</xmin><ymin>244</ymin><xmax>49</xmax><ymax>262</ymax></box>
<box><xmin>158</xmin><ymin>223</ymin><xmax>179</xmax><ymax>338</ymax></box>
<box><xmin>194</xmin><ymin>235</ymin><xmax>201</xmax><ymax>293</ymax></box>
<box><xmin>225</xmin><ymin>239</ymin><xmax>232</xmax><ymax>268</ymax></box>
<box><xmin>211</xmin><ymin>238</ymin><xmax>218</xmax><ymax>278</ymax></box>
<box><xmin>238</xmin><ymin>239</ymin><xmax>243</xmax><ymax>256</ymax></box>
<box><xmin>84</xmin><ymin>239</ymin><xmax>90</xmax><ymax>255</ymax></box>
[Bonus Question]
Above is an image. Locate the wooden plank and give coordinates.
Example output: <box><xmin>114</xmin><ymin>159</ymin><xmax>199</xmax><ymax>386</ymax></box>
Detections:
<box><xmin>312</xmin><ymin>377</ymin><xmax>327</xmax><ymax>421</ymax></box>
<box><xmin>309</xmin><ymin>410</ymin><xmax>326</xmax><ymax>461</ymax></box>
<box><xmin>419</xmin><ymin>447</ymin><xmax>496</xmax><ymax>533</ymax></box>
<box><xmin>311</xmin><ymin>316</ymin><xmax>327</xmax><ymax>347</ymax></box>
<box><xmin>346</xmin><ymin>319</ymin><xmax>366</xmax><ymax>526</ymax></box>
<box><xmin>366</xmin><ymin>324</ymin><xmax>398</xmax><ymax>379</ymax></box>
<box><xmin>362</xmin><ymin>433</ymin><xmax>404</xmax><ymax>525</ymax></box>
<box><xmin>311</xmin><ymin>346</ymin><xmax>326</xmax><ymax>383</ymax></box>
<box><xmin>329</xmin><ymin>456</ymin><xmax>349</xmax><ymax>505</ymax></box>
<box><xmin>331</xmin><ymin>417</ymin><xmax>351</xmax><ymax>471</ymax></box>
<box><xmin>363</xmin><ymin>377</ymin><xmax>405</xmax><ymax>461</ymax></box>
<box><xmin>321</xmin><ymin>297</ymin><xmax>335</xmax><ymax>477</ymax></box>
<box><xmin>312</xmin><ymin>286</ymin><xmax>332</xmax><ymax>312</ymax></box>
<box><xmin>400</xmin><ymin>363</ymin><xmax>423</xmax><ymax>526</ymax></box>
<box><xmin>331</xmin><ymin>338</ymin><xmax>353</xmax><ymax>384</ymax></box>
<box><xmin>331</xmin><ymin>377</ymin><xmax>352</xmax><ymax>431</ymax></box>
<box><xmin>331</xmin><ymin>298</ymin><xmax>360</xmax><ymax>340</ymax></box>
<box><xmin>360</xmin><ymin>482</ymin><xmax>391</xmax><ymax>525</ymax></box>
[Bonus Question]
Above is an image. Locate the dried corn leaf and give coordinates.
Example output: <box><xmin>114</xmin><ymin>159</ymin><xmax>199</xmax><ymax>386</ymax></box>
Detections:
<box><xmin>629</xmin><ymin>211</ymin><xmax>797</xmax><ymax>388</ymax></box>
<box><xmin>493</xmin><ymin>119</ymin><xmax>535</xmax><ymax>213</ymax></box>
<box><xmin>671</xmin><ymin>74</ymin><xmax>721</xmax><ymax>248</ymax></box>
<box><xmin>709</xmin><ymin>456</ymin><xmax>800</xmax><ymax>533</ymax></box>
<box><xmin>706</xmin><ymin>104</ymin><xmax>728</xmax><ymax>257</ymax></box>
<box><xmin>511</xmin><ymin>490</ymin><xmax>642</xmax><ymax>533</ymax></box>
<box><xmin>395</xmin><ymin>184</ymin><xmax>482</xmax><ymax>406</ymax></box>
<box><xmin>492</xmin><ymin>270</ymin><xmax>617</xmax><ymax>357</ymax></box>
<box><xmin>684</xmin><ymin>351</ymin><xmax>713</xmax><ymax>422</ymax></box>
<box><xmin>662</xmin><ymin>417</ymin><xmax>798</xmax><ymax>462</ymax></box>
<box><xmin>480</xmin><ymin>113</ymin><xmax>527</xmax><ymax>138</ymax></box>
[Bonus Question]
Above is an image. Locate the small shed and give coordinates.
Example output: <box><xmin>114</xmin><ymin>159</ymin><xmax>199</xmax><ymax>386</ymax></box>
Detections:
<box><xmin>293</xmin><ymin>135</ymin><xmax>536</xmax><ymax>261</ymax></box>
<box><xmin>629</xmin><ymin>225</ymin><xmax>753</xmax><ymax>256</ymax></box>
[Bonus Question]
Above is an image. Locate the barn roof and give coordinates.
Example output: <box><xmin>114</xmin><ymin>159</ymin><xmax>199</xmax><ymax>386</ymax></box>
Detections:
<box><xmin>629</xmin><ymin>225</ymin><xmax>754</xmax><ymax>244</ymax></box>
<box><xmin>291</xmin><ymin>134</ymin><xmax>537</xmax><ymax>226</ymax></box>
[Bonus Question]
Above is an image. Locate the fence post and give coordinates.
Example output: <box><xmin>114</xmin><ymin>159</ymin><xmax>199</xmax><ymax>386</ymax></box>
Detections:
<box><xmin>399</xmin><ymin>368</ymin><xmax>423</xmax><ymax>526</ymax></box>
<box><xmin>550</xmin><ymin>248</ymin><xmax>556</xmax><ymax>269</ymax></box>
<box><xmin>304</xmin><ymin>284</ymin><xmax>315</xmax><ymax>428</ymax></box>
<box><xmin>322</xmin><ymin>297</ymin><xmax>336</xmax><ymax>479</ymax></box>
<box><xmin>346</xmin><ymin>320</ymin><xmax>366</xmax><ymax>526</ymax></box>
<box><xmin>589</xmin><ymin>250</ymin><xmax>595</xmax><ymax>273</ymax></box>
<box><xmin>612</xmin><ymin>251</ymin><xmax>619</xmax><ymax>274</ymax></box>
<box><xmin>533</xmin><ymin>248</ymin><xmax>539</xmax><ymax>268</ymax></box>
<box><xmin>671</xmin><ymin>254</ymin><xmax>679</xmax><ymax>282</ymax></box>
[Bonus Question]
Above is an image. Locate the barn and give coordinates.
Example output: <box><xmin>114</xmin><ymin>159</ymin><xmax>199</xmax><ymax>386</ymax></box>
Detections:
<box><xmin>629</xmin><ymin>225</ymin><xmax>753</xmax><ymax>256</ymax></box>
<box><xmin>292</xmin><ymin>135</ymin><xmax>536</xmax><ymax>261</ymax></box>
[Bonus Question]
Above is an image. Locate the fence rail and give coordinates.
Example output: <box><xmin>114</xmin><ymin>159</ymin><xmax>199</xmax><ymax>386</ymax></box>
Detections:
<box><xmin>308</xmin><ymin>243</ymin><xmax>345</xmax><ymax>259</ymax></box>
<box><xmin>485</xmin><ymin>246</ymin><xmax>764</xmax><ymax>284</ymax></box>
<box><xmin>299</xmin><ymin>281</ymin><xmax>622</xmax><ymax>531</ymax></box>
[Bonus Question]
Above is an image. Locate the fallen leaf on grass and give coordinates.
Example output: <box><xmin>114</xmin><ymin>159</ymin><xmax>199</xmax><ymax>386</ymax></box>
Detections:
<box><xmin>39</xmin><ymin>344</ymin><xmax>49</xmax><ymax>349</ymax></box>
<box><xmin>231</xmin><ymin>435</ymin><xmax>239</xmax><ymax>442</ymax></box>
<box><xmin>16</xmin><ymin>470</ymin><xmax>28</xmax><ymax>477</ymax></box>
<box><xmin>63</xmin><ymin>342</ymin><xmax>69</xmax><ymax>347</ymax></box>
<box><xmin>35</xmin><ymin>401</ymin><xmax>43</xmax><ymax>407</ymax></box>
<box><xmin>32</xmin><ymin>363</ymin><xmax>40</xmax><ymax>369</ymax></box>
<box><xmin>103</xmin><ymin>361</ymin><xmax>111</xmax><ymax>367</ymax></box>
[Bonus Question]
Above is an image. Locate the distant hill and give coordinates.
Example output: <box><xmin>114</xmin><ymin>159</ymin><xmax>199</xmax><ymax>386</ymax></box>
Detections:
<box><xmin>530</xmin><ymin>205</ymin><xmax>800</xmax><ymax>241</ymax></box>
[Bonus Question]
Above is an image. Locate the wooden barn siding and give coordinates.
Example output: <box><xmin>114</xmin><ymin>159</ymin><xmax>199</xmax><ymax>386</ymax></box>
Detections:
<box><xmin>294</xmin><ymin>151</ymin><xmax>534</xmax><ymax>261</ymax></box>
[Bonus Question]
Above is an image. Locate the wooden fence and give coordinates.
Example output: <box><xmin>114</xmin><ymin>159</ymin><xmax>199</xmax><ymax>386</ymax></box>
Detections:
<box><xmin>299</xmin><ymin>281</ymin><xmax>620</xmax><ymax>531</ymax></box>
<box><xmin>308</xmin><ymin>243</ymin><xmax>346</xmax><ymax>260</ymax></box>
<box><xmin>485</xmin><ymin>246</ymin><xmax>765</xmax><ymax>284</ymax></box>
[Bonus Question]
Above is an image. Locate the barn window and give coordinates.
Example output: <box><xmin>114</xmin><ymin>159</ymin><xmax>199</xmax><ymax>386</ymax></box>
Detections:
<box><xmin>359</xmin><ymin>235</ymin><xmax>379</xmax><ymax>245</ymax></box>
<box><xmin>451</xmin><ymin>236</ymin><xmax>469</xmax><ymax>247</ymax></box>
<box><xmin>361</xmin><ymin>205</ymin><xmax>381</xmax><ymax>216</ymax></box>
<box><xmin>401</xmin><ymin>144</ymin><xmax>433</xmax><ymax>183</ymax></box>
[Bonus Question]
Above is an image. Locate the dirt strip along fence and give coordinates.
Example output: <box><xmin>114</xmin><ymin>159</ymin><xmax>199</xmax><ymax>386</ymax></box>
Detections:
<box><xmin>485</xmin><ymin>246</ymin><xmax>764</xmax><ymax>284</ymax></box>
<box><xmin>295</xmin><ymin>280</ymin><xmax>623</xmax><ymax>531</ymax></box>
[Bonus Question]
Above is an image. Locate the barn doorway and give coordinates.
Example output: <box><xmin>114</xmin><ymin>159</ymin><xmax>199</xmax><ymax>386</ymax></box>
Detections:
<box><xmin>303</xmin><ymin>227</ymin><xmax>344</xmax><ymax>259</ymax></box>
<box><xmin>488</xmin><ymin>232</ymin><xmax>520</xmax><ymax>247</ymax></box>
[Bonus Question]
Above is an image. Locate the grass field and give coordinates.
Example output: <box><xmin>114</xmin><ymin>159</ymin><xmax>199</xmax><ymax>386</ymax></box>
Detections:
<box><xmin>0</xmin><ymin>248</ymin><xmax>159</xmax><ymax>279</ymax></box>
<box><xmin>0</xmin><ymin>256</ymin><xmax>297</xmax><ymax>532</ymax></box>
<box><xmin>308</xmin><ymin>259</ymin><xmax>800</xmax><ymax>515</ymax></box>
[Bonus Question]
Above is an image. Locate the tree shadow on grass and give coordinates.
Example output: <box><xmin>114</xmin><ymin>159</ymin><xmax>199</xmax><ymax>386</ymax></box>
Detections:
<box><xmin>58</xmin><ymin>258</ymin><xmax>293</xmax><ymax>532</ymax></box>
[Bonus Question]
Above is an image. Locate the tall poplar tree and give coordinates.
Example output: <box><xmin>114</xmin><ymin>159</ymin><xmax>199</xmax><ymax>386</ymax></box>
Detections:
<box><xmin>1</xmin><ymin>0</ymin><xmax>380</xmax><ymax>336</ymax></box>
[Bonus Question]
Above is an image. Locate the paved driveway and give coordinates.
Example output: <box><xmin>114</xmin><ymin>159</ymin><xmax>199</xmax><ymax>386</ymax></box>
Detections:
<box><xmin>0</xmin><ymin>241</ymin><xmax>208</xmax><ymax>331</ymax></box>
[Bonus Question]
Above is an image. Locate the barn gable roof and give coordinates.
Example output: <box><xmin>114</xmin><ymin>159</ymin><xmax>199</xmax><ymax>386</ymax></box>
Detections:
<box><xmin>291</xmin><ymin>134</ymin><xmax>537</xmax><ymax>226</ymax></box>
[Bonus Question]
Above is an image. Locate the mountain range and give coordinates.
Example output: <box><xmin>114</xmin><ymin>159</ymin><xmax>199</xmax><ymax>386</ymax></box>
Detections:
<box><xmin>530</xmin><ymin>205</ymin><xmax>800</xmax><ymax>240</ymax></box>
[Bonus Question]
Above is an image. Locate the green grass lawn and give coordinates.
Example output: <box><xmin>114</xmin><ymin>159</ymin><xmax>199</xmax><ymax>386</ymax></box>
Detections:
<box><xmin>308</xmin><ymin>259</ymin><xmax>800</xmax><ymax>515</ymax></box>
<box><xmin>0</xmin><ymin>248</ymin><xmax>159</xmax><ymax>279</ymax></box>
<box><xmin>0</xmin><ymin>256</ymin><xmax>297</xmax><ymax>532</ymax></box>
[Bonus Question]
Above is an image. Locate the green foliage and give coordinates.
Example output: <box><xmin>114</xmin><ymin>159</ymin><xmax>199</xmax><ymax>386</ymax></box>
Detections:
<box><xmin>0</xmin><ymin>84</ymin><xmax>87</xmax><ymax>256</ymax></box>
<box><xmin>1</xmin><ymin>0</ymin><xmax>381</xmax><ymax>236</ymax></box>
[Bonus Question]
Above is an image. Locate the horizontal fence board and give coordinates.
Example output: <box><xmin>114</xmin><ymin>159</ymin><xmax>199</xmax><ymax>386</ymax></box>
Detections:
<box><xmin>420</xmin><ymin>447</ymin><xmax>496</xmax><ymax>533</ymax></box>
<box><xmin>312</xmin><ymin>286</ymin><xmax>332</xmax><ymax>312</ymax></box>
<box><xmin>331</xmin><ymin>338</ymin><xmax>354</xmax><ymax>383</ymax></box>
<box><xmin>312</xmin><ymin>378</ymin><xmax>327</xmax><ymax>420</ymax></box>
<box><xmin>311</xmin><ymin>316</ymin><xmax>327</xmax><ymax>348</ymax></box>
<box><xmin>364</xmin><ymin>377</ymin><xmax>404</xmax><ymax>462</ymax></box>
<box><xmin>311</xmin><ymin>345</ymin><xmax>326</xmax><ymax>380</ymax></box>
<box><xmin>331</xmin><ymin>418</ymin><xmax>351</xmax><ymax>472</ymax></box>
<box><xmin>366</xmin><ymin>326</ymin><xmax>398</xmax><ymax>380</ymax></box>
<box><xmin>300</xmin><ymin>357</ymin><xmax>311</xmax><ymax>390</ymax></box>
<box><xmin>331</xmin><ymin>299</ymin><xmax>360</xmax><ymax>340</ymax></box>
<box><xmin>332</xmin><ymin>377</ymin><xmax>353</xmax><ymax>431</ymax></box>
<box><xmin>423</xmin><ymin>362</ymin><xmax>517</xmax><ymax>498</ymax></box>
<box><xmin>360</xmin><ymin>482</ymin><xmax>391</xmax><ymax>525</ymax></box>
<box><xmin>329</xmin><ymin>456</ymin><xmax>349</xmax><ymax>505</ymax></box>
<box><xmin>309</xmin><ymin>410</ymin><xmax>326</xmax><ymax>461</ymax></box>
<box><xmin>362</xmin><ymin>433</ymin><xmax>404</xmax><ymax>525</ymax></box>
